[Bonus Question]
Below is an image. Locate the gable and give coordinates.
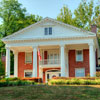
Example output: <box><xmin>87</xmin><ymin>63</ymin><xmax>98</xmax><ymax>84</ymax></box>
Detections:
<box><xmin>2</xmin><ymin>17</ymin><xmax>96</xmax><ymax>41</ymax></box>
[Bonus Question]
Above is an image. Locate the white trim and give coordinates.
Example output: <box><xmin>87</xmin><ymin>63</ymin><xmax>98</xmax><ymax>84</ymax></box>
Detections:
<box><xmin>45</xmin><ymin>69</ymin><xmax>61</xmax><ymax>83</ymax></box>
<box><xmin>25</xmin><ymin>52</ymin><xmax>32</xmax><ymax>64</ymax></box>
<box><xmin>2</xmin><ymin>17</ymin><xmax>96</xmax><ymax>42</ymax></box>
<box><xmin>5</xmin><ymin>38</ymin><xmax>94</xmax><ymax>48</ymax></box>
<box><xmin>6</xmin><ymin>47</ymin><xmax>10</xmax><ymax>78</ymax></box>
<box><xmin>14</xmin><ymin>52</ymin><xmax>18</xmax><ymax>77</ymax></box>
<box><xmin>76</xmin><ymin>50</ymin><xmax>83</xmax><ymax>62</ymax></box>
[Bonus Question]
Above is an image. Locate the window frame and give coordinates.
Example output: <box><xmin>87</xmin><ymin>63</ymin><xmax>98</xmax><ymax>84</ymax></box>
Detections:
<box><xmin>24</xmin><ymin>70</ymin><xmax>33</xmax><ymax>77</ymax></box>
<box><xmin>44</xmin><ymin>27</ymin><xmax>52</xmax><ymax>35</ymax></box>
<box><xmin>75</xmin><ymin>68</ymin><xmax>85</xmax><ymax>77</ymax></box>
<box><xmin>25</xmin><ymin>52</ymin><xmax>32</xmax><ymax>64</ymax></box>
<box><xmin>76</xmin><ymin>50</ymin><xmax>83</xmax><ymax>62</ymax></box>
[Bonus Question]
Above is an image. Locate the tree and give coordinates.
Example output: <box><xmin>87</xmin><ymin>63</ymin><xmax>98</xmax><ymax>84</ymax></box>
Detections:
<box><xmin>0</xmin><ymin>0</ymin><xmax>42</xmax><ymax>75</ymax></box>
<box><xmin>74</xmin><ymin>0</ymin><xmax>94</xmax><ymax>30</ymax></box>
<box><xmin>57</xmin><ymin>6</ymin><xmax>73</xmax><ymax>25</ymax></box>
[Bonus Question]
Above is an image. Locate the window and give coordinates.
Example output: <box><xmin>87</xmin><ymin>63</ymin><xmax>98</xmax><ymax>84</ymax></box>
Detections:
<box><xmin>76</xmin><ymin>50</ymin><xmax>83</xmax><ymax>61</ymax></box>
<box><xmin>24</xmin><ymin>70</ymin><xmax>32</xmax><ymax>77</ymax></box>
<box><xmin>25</xmin><ymin>52</ymin><xmax>32</xmax><ymax>63</ymax></box>
<box><xmin>48</xmin><ymin>53</ymin><xmax>59</xmax><ymax>64</ymax></box>
<box><xmin>44</xmin><ymin>27</ymin><xmax>52</xmax><ymax>35</ymax></box>
<box><xmin>75</xmin><ymin>68</ymin><xmax>85</xmax><ymax>77</ymax></box>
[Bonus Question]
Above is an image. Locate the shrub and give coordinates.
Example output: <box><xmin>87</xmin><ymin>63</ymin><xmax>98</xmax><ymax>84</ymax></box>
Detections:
<box><xmin>96</xmin><ymin>72</ymin><xmax>100</xmax><ymax>77</ymax></box>
<box><xmin>5</xmin><ymin>77</ymin><xmax>20</xmax><ymax>81</ymax></box>
<box><xmin>49</xmin><ymin>78</ymin><xmax>100</xmax><ymax>85</ymax></box>
<box><xmin>0</xmin><ymin>78</ymin><xmax>36</xmax><ymax>87</ymax></box>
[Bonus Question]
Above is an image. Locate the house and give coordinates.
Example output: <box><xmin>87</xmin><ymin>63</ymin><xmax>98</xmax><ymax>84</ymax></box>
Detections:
<box><xmin>2</xmin><ymin>17</ymin><xmax>100</xmax><ymax>82</ymax></box>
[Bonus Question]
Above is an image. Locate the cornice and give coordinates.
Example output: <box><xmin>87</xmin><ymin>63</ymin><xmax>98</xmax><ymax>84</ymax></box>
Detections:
<box><xmin>3</xmin><ymin>35</ymin><xmax>95</xmax><ymax>44</ymax></box>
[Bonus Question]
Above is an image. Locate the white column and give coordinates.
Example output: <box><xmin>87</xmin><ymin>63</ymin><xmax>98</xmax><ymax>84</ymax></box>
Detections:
<box><xmin>66</xmin><ymin>50</ymin><xmax>69</xmax><ymax>77</ymax></box>
<box><xmin>6</xmin><ymin>47</ymin><xmax>10</xmax><ymax>78</ymax></box>
<box><xmin>60</xmin><ymin>44</ymin><xmax>66</xmax><ymax>77</ymax></box>
<box><xmin>89</xmin><ymin>43</ymin><xmax>96</xmax><ymax>77</ymax></box>
<box><xmin>39</xmin><ymin>68</ymin><xmax>43</xmax><ymax>78</ymax></box>
<box><xmin>33</xmin><ymin>46</ymin><xmax>37</xmax><ymax>77</ymax></box>
<box><xmin>14</xmin><ymin>51</ymin><xmax>18</xmax><ymax>77</ymax></box>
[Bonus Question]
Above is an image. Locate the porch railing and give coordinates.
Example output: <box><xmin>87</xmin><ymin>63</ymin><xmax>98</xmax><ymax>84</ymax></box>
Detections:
<box><xmin>39</xmin><ymin>59</ymin><xmax>60</xmax><ymax>65</ymax></box>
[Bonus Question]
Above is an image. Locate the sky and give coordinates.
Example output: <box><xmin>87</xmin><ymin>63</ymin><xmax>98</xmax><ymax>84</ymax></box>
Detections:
<box><xmin>0</xmin><ymin>0</ymin><xmax>99</xmax><ymax>24</ymax></box>
<box><xmin>18</xmin><ymin>0</ymin><xmax>99</xmax><ymax>18</ymax></box>
<box><xmin>18</xmin><ymin>0</ymin><xmax>82</xmax><ymax>19</ymax></box>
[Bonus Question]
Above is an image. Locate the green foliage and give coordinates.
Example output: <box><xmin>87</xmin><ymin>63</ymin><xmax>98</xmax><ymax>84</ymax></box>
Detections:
<box><xmin>0</xmin><ymin>0</ymin><xmax>42</xmax><ymax>75</ymax></box>
<box><xmin>0</xmin><ymin>59</ymin><xmax>5</xmax><ymax>76</ymax></box>
<box><xmin>49</xmin><ymin>78</ymin><xmax>100</xmax><ymax>85</ymax></box>
<box><xmin>0</xmin><ymin>78</ymin><xmax>35</xmax><ymax>87</ymax></box>
<box><xmin>74</xmin><ymin>0</ymin><xmax>94</xmax><ymax>30</ymax></box>
<box><xmin>96</xmin><ymin>72</ymin><xmax>100</xmax><ymax>77</ymax></box>
<box><xmin>57</xmin><ymin>0</ymin><xmax>100</xmax><ymax>31</ymax></box>
<box><xmin>57</xmin><ymin>5</ymin><xmax>73</xmax><ymax>25</ymax></box>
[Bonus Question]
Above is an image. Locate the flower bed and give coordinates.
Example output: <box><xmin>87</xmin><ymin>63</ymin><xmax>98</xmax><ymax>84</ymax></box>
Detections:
<box><xmin>49</xmin><ymin>77</ymin><xmax>100</xmax><ymax>85</ymax></box>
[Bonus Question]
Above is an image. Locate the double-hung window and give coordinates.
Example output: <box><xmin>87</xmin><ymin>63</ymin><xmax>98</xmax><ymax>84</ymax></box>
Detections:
<box><xmin>76</xmin><ymin>50</ymin><xmax>83</xmax><ymax>62</ymax></box>
<box><xmin>75</xmin><ymin>68</ymin><xmax>85</xmax><ymax>77</ymax></box>
<box><xmin>44</xmin><ymin>27</ymin><xmax>52</xmax><ymax>35</ymax></box>
<box><xmin>25</xmin><ymin>52</ymin><xmax>32</xmax><ymax>63</ymax></box>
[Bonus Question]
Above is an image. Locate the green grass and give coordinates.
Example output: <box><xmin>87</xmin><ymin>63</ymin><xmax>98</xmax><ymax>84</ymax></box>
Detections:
<box><xmin>0</xmin><ymin>85</ymin><xmax>100</xmax><ymax>100</ymax></box>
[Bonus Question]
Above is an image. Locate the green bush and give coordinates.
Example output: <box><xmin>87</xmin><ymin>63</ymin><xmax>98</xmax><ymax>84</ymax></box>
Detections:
<box><xmin>96</xmin><ymin>72</ymin><xmax>100</xmax><ymax>77</ymax></box>
<box><xmin>5</xmin><ymin>77</ymin><xmax>20</xmax><ymax>81</ymax></box>
<box><xmin>49</xmin><ymin>78</ymin><xmax>100</xmax><ymax>85</ymax></box>
<box><xmin>0</xmin><ymin>78</ymin><xmax>36</xmax><ymax>87</ymax></box>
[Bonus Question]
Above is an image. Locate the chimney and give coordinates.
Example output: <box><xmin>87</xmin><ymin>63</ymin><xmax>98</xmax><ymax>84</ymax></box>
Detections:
<box><xmin>91</xmin><ymin>25</ymin><xmax>97</xmax><ymax>34</ymax></box>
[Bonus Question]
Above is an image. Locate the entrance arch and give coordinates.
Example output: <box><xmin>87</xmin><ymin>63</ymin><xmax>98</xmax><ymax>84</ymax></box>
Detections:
<box><xmin>45</xmin><ymin>69</ymin><xmax>61</xmax><ymax>83</ymax></box>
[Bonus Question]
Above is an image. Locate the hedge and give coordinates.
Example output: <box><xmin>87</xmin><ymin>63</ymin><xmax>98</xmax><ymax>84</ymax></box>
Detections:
<box><xmin>49</xmin><ymin>78</ymin><xmax>100</xmax><ymax>85</ymax></box>
<box><xmin>0</xmin><ymin>78</ymin><xmax>36</xmax><ymax>87</ymax></box>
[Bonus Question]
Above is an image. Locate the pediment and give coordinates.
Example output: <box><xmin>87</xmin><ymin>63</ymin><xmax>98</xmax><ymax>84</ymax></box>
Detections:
<box><xmin>2</xmin><ymin>17</ymin><xmax>96</xmax><ymax>41</ymax></box>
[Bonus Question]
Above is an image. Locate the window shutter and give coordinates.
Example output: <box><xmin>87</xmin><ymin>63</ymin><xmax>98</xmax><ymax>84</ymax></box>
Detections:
<box><xmin>45</xmin><ymin>28</ymin><xmax>48</xmax><ymax>35</ymax></box>
<box><xmin>49</xmin><ymin>27</ymin><xmax>52</xmax><ymax>35</ymax></box>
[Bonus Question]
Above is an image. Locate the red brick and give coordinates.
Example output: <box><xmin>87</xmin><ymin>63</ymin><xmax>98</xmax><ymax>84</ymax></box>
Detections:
<box><xmin>18</xmin><ymin>52</ymin><xmax>39</xmax><ymax>77</ymax></box>
<box><xmin>69</xmin><ymin>49</ymin><xmax>89</xmax><ymax>77</ymax></box>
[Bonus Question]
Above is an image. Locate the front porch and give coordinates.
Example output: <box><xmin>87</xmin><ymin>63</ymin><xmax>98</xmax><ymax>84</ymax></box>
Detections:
<box><xmin>5</xmin><ymin>43</ymin><xmax>97</xmax><ymax>82</ymax></box>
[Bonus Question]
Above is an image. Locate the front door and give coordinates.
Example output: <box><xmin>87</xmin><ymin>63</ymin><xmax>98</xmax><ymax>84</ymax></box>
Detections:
<box><xmin>46</xmin><ymin>70</ymin><xmax>61</xmax><ymax>82</ymax></box>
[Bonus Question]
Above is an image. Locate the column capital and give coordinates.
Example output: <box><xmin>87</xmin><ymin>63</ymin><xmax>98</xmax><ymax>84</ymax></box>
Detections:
<box><xmin>13</xmin><ymin>51</ymin><xmax>18</xmax><ymax>55</ymax></box>
<box><xmin>5</xmin><ymin>47</ymin><xmax>10</xmax><ymax>50</ymax></box>
<box><xmin>60</xmin><ymin>44</ymin><xmax>65</xmax><ymax>47</ymax></box>
<box><xmin>88</xmin><ymin>43</ymin><xmax>94</xmax><ymax>46</ymax></box>
<box><xmin>32</xmin><ymin>45</ymin><xmax>38</xmax><ymax>49</ymax></box>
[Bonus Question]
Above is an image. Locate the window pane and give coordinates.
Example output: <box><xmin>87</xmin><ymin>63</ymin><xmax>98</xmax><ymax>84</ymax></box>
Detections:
<box><xmin>45</xmin><ymin>28</ymin><xmax>48</xmax><ymax>35</ymax></box>
<box><xmin>75</xmin><ymin>68</ymin><xmax>85</xmax><ymax>77</ymax></box>
<box><xmin>54</xmin><ymin>54</ymin><xmax>57</xmax><ymax>64</ymax></box>
<box><xmin>26</xmin><ymin>52</ymin><xmax>32</xmax><ymax>63</ymax></box>
<box><xmin>76</xmin><ymin>50</ymin><xmax>83</xmax><ymax>61</ymax></box>
<box><xmin>49</xmin><ymin>27</ymin><xmax>52</xmax><ymax>35</ymax></box>
<box><xmin>25</xmin><ymin>72</ymin><xmax>32</xmax><ymax>77</ymax></box>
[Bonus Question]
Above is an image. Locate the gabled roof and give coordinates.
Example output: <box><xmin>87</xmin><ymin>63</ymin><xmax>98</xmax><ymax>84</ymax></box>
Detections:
<box><xmin>2</xmin><ymin>17</ymin><xmax>96</xmax><ymax>41</ymax></box>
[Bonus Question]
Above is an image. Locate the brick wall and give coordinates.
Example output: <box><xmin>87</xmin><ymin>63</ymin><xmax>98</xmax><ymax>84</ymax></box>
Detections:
<box><xmin>18</xmin><ymin>52</ymin><xmax>39</xmax><ymax>77</ymax></box>
<box><xmin>69</xmin><ymin>49</ymin><xmax>90</xmax><ymax>77</ymax></box>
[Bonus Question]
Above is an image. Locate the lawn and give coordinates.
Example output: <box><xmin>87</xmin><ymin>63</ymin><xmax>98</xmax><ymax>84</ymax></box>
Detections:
<box><xmin>0</xmin><ymin>85</ymin><xmax>100</xmax><ymax>100</ymax></box>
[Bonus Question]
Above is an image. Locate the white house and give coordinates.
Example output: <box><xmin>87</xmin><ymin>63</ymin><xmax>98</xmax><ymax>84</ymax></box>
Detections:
<box><xmin>2</xmin><ymin>17</ymin><xmax>99</xmax><ymax>82</ymax></box>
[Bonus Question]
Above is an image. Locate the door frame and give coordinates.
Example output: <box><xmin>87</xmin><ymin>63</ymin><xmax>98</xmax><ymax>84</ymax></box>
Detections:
<box><xmin>45</xmin><ymin>69</ymin><xmax>61</xmax><ymax>83</ymax></box>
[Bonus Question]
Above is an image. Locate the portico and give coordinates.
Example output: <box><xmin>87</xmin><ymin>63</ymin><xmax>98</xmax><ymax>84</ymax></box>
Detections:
<box><xmin>2</xmin><ymin>17</ymin><xmax>99</xmax><ymax>82</ymax></box>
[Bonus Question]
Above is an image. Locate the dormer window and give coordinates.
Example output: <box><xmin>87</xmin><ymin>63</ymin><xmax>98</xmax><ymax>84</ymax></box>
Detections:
<box><xmin>44</xmin><ymin>27</ymin><xmax>52</xmax><ymax>35</ymax></box>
